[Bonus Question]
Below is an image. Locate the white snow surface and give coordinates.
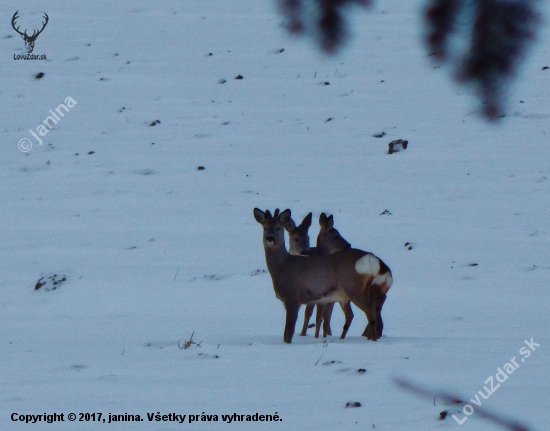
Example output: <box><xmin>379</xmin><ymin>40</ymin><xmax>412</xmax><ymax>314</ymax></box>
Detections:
<box><xmin>1</xmin><ymin>0</ymin><xmax>549</xmax><ymax>430</ymax></box>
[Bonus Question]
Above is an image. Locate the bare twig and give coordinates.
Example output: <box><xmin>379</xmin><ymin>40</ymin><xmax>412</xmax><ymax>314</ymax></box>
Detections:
<box><xmin>178</xmin><ymin>332</ymin><xmax>202</xmax><ymax>350</ymax></box>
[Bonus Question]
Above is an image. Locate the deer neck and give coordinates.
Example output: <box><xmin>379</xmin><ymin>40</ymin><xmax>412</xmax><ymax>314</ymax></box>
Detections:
<box><xmin>315</xmin><ymin>240</ymin><xmax>331</xmax><ymax>256</ymax></box>
<box><xmin>263</xmin><ymin>243</ymin><xmax>290</xmax><ymax>272</ymax></box>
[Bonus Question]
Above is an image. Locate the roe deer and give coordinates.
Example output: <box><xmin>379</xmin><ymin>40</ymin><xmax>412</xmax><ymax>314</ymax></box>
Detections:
<box><xmin>285</xmin><ymin>212</ymin><xmax>353</xmax><ymax>339</ymax></box>
<box><xmin>316</xmin><ymin>213</ymin><xmax>351</xmax><ymax>254</ymax></box>
<box><xmin>286</xmin><ymin>212</ymin><xmax>313</xmax><ymax>257</ymax></box>
<box><xmin>253</xmin><ymin>208</ymin><xmax>392</xmax><ymax>343</ymax></box>
<box><xmin>285</xmin><ymin>212</ymin><xmax>326</xmax><ymax>338</ymax></box>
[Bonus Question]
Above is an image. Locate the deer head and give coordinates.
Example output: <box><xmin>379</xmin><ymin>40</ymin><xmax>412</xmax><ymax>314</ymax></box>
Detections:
<box><xmin>316</xmin><ymin>213</ymin><xmax>351</xmax><ymax>254</ymax></box>
<box><xmin>253</xmin><ymin>208</ymin><xmax>292</xmax><ymax>249</ymax></box>
<box><xmin>12</xmin><ymin>11</ymin><xmax>49</xmax><ymax>54</ymax></box>
<box><xmin>284</xmin><ymin>212</ymin><xmax>313</xmax><ymax>256</ymax></box>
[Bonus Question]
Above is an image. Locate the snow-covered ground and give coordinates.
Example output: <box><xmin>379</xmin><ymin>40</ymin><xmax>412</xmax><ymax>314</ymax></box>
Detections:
<box><xmin>1</xmin><ymin>0</ymin><xmax>549</xmax><ymax>430</ymax></box>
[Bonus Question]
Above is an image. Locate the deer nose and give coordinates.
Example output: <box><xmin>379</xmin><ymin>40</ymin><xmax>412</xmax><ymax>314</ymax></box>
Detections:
<box><xmin>265</xmin><ymin>235</ymin><xmax>275</xmax><ymax>244</ymax></box>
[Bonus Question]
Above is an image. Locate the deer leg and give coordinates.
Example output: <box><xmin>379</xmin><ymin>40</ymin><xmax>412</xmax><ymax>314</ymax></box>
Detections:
<box><xmin>361</xmin><ymin>285</ymin><xmax>387</xmax><ymax>341</ymax></box>
<box><xmin>314</xmin><ymin>304</ymin><xmax>325</xmax><ymax>338</ymax></box>
<box><xmin>373</xmin><ymin>290</ymin><xmax>387</xmax><ymax>339</ymax></box>
<box><xmin>361</xmin><ymin>305</ymin><xmax>378</xmax><ymax>341</ymax></box>
<box><xmin>339</xmin><ymin>301</ymin><xmax>354</xmax><ymax>339</ymax></box>
<box><xmin>283</xmin><ymin>301</ymin><xmax>300</xmax><ymax>344</ymax></box>
<box><xmin>322</xmin><ymin>302</ymin><xmax>335</xmax><ymax>337</ymax></box>
<box><xmin>349</xmin><ymin>283</ymin><xmax>377</xmax><ymax>341</ymax></box>
<box><xmin>300</xmin><ymin>304</ymin><xmax>315</xmax><ymax>336</ymax></box>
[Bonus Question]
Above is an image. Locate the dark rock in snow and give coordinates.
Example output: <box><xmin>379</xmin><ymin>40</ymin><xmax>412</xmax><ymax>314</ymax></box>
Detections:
<box><xmin>322</xmin><ymin>360</ymin><xmax>342</xmax><ymax>366</ymax></box>
<box><xmin>35</xmin><ymin>273</ymin><xmax>67</xmax><ymax>291</ymax></box>
<box><xmin>388</xmin><ymin>139</ymin><xmax>408</xmax><ymax>154</ymax></box>
<box><xmin>132</xmin><ymin>169</ymin><xmax>156</xmax><ymax>175</ymax></box>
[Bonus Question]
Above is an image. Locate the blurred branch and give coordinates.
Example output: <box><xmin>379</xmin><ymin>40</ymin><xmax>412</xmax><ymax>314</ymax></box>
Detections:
<box><xmin>394</xmin><ymin>377</ymin><xmax>533</xmax><ymax>431</ymax></box>
<box><xmin>276</xmin><ymin>0</ymin><xmax>541</xmax><ymax>120</ymax></box>
<box><xmin>426</xmin><ymin>0</ymin><xmax>540</xmax><ymax>119</ymax></box>
<box><xmin>277</xmin><ymin>0</ymin><xmax>372</xmax><ymax>53</ymax></box>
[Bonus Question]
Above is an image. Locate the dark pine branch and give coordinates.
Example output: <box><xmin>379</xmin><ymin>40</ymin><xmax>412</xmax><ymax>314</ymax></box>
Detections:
<box><xmin>425</xmin><ymin>0</ymin><xmax>463</xmax><ymax>61</ymax></box>
<box><xmin>277</xmin><ymin>0</ymin><xmax>372</xmax><ymax>53</ymax></box>
<box><xmin>276</xmin><ymin>0</ymin><xmax>540</xmax><ymax>121</ymax></box>
<box><xmin>425</xmin><ymin>0</ymin><xmax>540</xmax><ymax>119</ymax></box>
<box><xmin>459</xmin><ymin>0</ymin><xmax>540</xmax><ymax>119</ymax></box>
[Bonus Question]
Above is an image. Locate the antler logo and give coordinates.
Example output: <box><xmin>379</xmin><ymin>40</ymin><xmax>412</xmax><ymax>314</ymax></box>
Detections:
<box><xmin>11</xmin><ymin>11</ymin><xmax>49</xmax><ymax>54</ymax></box>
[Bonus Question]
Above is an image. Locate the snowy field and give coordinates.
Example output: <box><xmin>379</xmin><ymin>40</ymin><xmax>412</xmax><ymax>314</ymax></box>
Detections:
<box><xmin>1</xmin><ymin>0</ymin><xmax>549</xmax><ymax>430</ymax></box>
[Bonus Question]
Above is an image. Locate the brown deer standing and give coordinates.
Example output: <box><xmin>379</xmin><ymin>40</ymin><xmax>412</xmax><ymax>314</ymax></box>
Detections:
<box><xmin>285</xmin><ymin>212</ymin><xmax>354</xmax><ymax>339</ymax></box>
<box><xmin>284</xmin><ymin>212</ymin><xmax>321</xmax><ymax>336</ymax></box>
<box><xmin>254</xmin><ymin>208</ymin><xmax>392</xmax><ymax>343</ymax></box>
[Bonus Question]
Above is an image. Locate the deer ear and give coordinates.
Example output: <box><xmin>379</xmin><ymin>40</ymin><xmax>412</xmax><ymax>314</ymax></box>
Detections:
<box><xmin>301</xmin><ymin>212</ymin><xmax>312</xmax><ymax>229</ymax></box>
<box><xmin>319</xmin><ymin>213</ymin><xmax>327</xmax><ymax>227</ymax></box>
<box><xmin>279</xmin><ymin>209</ymin><xmax>291</xmax><ymax>224</ymax></box>
<box><xmin>253</xmin><ymin>208</ymin><xmax>266</xmax><ymax>223</ymax></box>
<box><xmin>326</xmin><ymin>215</ymin><xmax>334</xmax><ymax>230</ymax></box>
<box><xmin>284</xmin><ymin>218</ymin><xmax>297</xmax><ymax>232</ymax></box>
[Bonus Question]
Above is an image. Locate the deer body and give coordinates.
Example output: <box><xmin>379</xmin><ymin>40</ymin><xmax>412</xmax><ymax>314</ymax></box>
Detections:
<box><xmin>285</xmin><ymin>212</ymin><xmax>329</xmax><ymax>338</ymax></box>
<box><xmin>316</xmin><ymin>213</ymin><xmax>393</xmax><ymax>341</ymax></box>
<box><xmin>254</xmin><ymin>208</ymin><xmax>392</xmax><ymax>343</ymax></box>
<box><xmin>286</xmin><ymin>212</ymin><xmax>353</xmax><ymax>339</ymax></box>
<box><xmin>264</xmin><ymin>246</ymin><xmax>355</xmax><ymax>305</ymax></box>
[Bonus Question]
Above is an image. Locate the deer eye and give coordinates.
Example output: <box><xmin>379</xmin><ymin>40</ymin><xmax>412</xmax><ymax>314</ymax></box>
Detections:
<box><xmin>276</xmin><ymin>228</ymin><xmax>280</xmax><ymax>231</ymax></box>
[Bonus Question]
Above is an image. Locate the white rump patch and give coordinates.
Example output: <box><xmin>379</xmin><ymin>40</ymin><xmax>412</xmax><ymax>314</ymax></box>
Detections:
<box><xmin>355</xmin><ymin>254</ymin><xmax>380</xmax><ymax>275</ymax></box>
<box><xmin>373</xmin><ymin>273</ymin><xmax>393</xmax><ymax>293</ymax></box>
